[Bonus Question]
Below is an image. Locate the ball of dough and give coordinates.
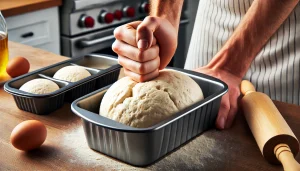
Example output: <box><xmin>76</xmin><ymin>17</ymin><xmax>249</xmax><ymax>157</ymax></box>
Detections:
<box><xmin>53</xmin><ymin>66</ymin><xmax>91</xmax><ymax>82</ymax></box>
<box><xmin>100</xmin><ymin>70</ymin><xmax>204</xmax><ymax>128</ymax></box>
<box><xmin>20</xmin><ymin>78</ymin><xmax>59</xmax><ymax>94</ymax></box>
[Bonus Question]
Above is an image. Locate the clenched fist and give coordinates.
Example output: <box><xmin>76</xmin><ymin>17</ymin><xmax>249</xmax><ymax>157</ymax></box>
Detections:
<box><xmin>112</xmin><ymin>16</ymin><xmax>178</xmax><ymax>82</ymax></box>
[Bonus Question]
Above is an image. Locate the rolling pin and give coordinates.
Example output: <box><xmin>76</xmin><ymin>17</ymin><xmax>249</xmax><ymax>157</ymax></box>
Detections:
<box><xmin>240</xmin><ymin>80</ymin><xmax>300</xmax><ymax>171</ymax></box>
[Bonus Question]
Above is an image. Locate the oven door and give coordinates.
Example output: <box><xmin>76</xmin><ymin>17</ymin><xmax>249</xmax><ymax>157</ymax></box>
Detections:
<box><xmin>61</xmin><ymin>27</ymin><xmax>116</xmax><ymax>58</ymax></box>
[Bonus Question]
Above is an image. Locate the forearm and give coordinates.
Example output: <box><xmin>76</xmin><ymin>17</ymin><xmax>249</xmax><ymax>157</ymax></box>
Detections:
<box><xmin>150</xmin><ymin>0</ymin><xmax>184</xmax><ymax>31</ymax></box>
<box><xmin>207</xmin><ymin>0</ymin><xmax>299</xmax><ymax>79</ymax></box>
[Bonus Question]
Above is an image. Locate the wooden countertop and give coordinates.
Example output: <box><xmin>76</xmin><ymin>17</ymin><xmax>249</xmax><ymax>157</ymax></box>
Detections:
<box><xmin>0</xmin><ymin>41</ymin><xmax>300</xmax><ymax>170</ymax></box>
<box><xmin>0</xmin><ymin>0</ymin><xmax>62</xmax><ymax>17</ymax></box>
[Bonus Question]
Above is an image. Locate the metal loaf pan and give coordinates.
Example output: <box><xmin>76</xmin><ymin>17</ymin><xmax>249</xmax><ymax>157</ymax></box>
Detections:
<box><xmin>4</xmin><ymin>54</ymin><xmax>121</xmax><ymax>115</ymax></box>
<box><xmin>71</xmin><ymin>68</ymin><xmax>228</xmax><ymax>166</ymax></box>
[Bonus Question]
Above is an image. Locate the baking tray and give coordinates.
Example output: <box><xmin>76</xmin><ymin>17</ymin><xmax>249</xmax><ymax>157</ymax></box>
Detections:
<box><xmin>71</xmin><ymin>68</ymin><xmax>228</xmax><ymax>166</ymax></box>
<box><xmin>4</xmin><ymin>54</ymin><xmax>121</xmax><ymax>115</ymax></box>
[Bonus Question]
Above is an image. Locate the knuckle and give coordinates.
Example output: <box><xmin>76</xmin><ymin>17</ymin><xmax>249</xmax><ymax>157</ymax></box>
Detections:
<box><xmin>232</xmin><ymin>87</ymin><xmax>241</xmax><ymax>97</ymax></box>
<box><xmin>137</xmin><ymin>17</ymin><xmax>154</xmax><ymax>33</ymax></box>
<box><xmin>145</xmin><ymin>16</ymin><xmax>158</xmax><ymax>24</ymax></box>
<box><xmin>113</xmin><ymin>26</ymin><xmax>123</xmax><ymax>39</ymax></box>
<box><xmin>137</xmin><ymin>63</ymin><xmax>146</xmax><ymax>74</ymax></box>
<box><xmin>112</xmin><ymin>41</ymin><xmax>120</xmax><ymax>53</ymax></box>
<box><xmin>136</xmin><ymin>51</ymin><xmax>144</xmax><ymax>62</ymax></box>
<box><xmin>117</xmin><ymin>57</ymin><xmax>123</xmax><ymax>65</ymax></box>
<box><xmin>220</xmin><ymin>103</ymin><xmax>230</xmax><ymax>111</ymax></box>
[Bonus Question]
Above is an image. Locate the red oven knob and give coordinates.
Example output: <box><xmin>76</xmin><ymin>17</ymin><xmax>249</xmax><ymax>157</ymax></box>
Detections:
<box><xmin>114</xmin><ymin>10</ymin><xmax>123</xmax><ymax>20</ymax></box>
<box><xmin>99</xmin><ymin>12</ymin><xmax>114</xmax><ymax>24</ymax></box>
<box><xmin>123</xmin><ymin>6</ymin><xmax>135</xmax><ymax>18</ymax></box>
<box><xmin>140</xmin><ymin>2</ymin><xmax>150</xmax><ymax>13</ymax></box>
<box><xmin>79</xmin><ymin>15</ymin><xmax>95</xmax><ymax>28</ymax></box>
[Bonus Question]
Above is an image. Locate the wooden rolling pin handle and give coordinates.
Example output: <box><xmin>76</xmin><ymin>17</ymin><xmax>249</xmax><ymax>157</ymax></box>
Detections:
<box><xmin>275</xmin><ymin>144</ymin><xmax>300</xmax><ymax>171</ymax></box>
<box><xmin>241</xmin><ymin>80</ymin><xmax>300</xmax><ymax>169</ymax></box>
<box><xmin>241</xmin><ymin>80</ymin><xmax>256</xmax><ymax>95</ymax></box>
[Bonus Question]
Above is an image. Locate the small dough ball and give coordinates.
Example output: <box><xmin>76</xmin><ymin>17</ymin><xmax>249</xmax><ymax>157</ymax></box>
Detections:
<box><xmin>100</xmin><ymin>70</ymin><xmax>204</xmax><ymax>128</ymax></box>
<box><xmin>20</xmin><ymin>78</ymin><xmax>59</xmax><ymax>94</ymax></box>
<box><xmin>53</xmin><ymin>66</ymin><xmax>91</xmax><ymax>82</ymax></box>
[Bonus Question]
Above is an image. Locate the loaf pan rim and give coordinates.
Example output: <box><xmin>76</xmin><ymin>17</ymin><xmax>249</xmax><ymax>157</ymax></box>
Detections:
<box><xmin>71</xmin><ymin>67</ymin><xmax>228</xmax><ymax>133</ymax></box>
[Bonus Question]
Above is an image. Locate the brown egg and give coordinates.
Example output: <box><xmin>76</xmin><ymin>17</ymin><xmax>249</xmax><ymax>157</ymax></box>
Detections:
<box><xmin>6</xmin><ymin>57</ymin><xmax>30</xmax><ymax>78</ymax></box>
<box><xmin>10</xmin><ymin>120</ymin><xmax>47</xmax><ymax>151</ymax></box>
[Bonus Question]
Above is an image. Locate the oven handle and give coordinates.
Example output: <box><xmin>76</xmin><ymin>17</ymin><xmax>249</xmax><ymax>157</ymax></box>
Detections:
<box><xmin>78</xmin><ymin>35</ymin><xmax>115</xmax><ymax>48</ymax></box>
<box><xmin>179</xmin><ymin>19</ymin><xmax>189</xmax><ymax>25</ymax></box>
<box><xmin>78</xmin><ymin>19</ymin><xmax>188</xmax><ymax>48</ymax></box>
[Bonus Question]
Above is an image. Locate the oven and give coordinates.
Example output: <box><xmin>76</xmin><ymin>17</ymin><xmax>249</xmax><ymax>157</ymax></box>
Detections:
<box><xmin>60</xmin><ymin>0</ymin><xmax>189</xmax><ymax>68</ymax></box>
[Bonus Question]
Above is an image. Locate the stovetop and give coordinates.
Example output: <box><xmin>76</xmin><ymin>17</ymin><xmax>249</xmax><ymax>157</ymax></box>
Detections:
<box><xmin>60</xmin><ymin>0</ymin><xmax>148</xmax><ymax>36</ymax></box>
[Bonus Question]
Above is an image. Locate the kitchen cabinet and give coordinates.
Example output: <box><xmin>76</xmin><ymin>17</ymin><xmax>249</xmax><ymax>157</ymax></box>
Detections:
<box><xmin>5</xmin><ymin>7</ymin><xmax>60</xmax><ymax>54</ymax></box>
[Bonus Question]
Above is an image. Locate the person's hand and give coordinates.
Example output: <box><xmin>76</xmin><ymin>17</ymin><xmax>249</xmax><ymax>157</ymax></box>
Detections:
<box><xmin>112</xmin><ymin>16</ymin><xmax>178</xmax><ymax>82</ymax></box>
<box><xmin>194</xmin><ymin>66</ymin><xmax>241</xmax><ymax>129</ymax></box>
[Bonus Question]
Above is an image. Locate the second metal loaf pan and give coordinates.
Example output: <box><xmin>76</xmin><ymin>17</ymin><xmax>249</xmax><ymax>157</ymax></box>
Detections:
<box><xmin>4</xmin><ymin>54</ymin><xmax>121</xmax><ymax>115</ymax></box>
